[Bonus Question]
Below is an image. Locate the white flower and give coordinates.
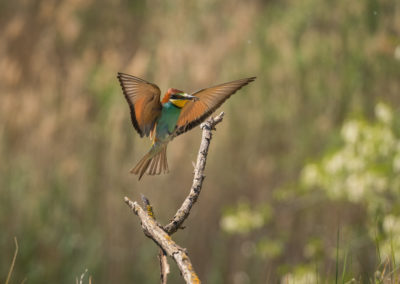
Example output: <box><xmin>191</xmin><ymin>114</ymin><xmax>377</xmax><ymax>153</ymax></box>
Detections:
<box><xmin>395</xmin><ymin>45</ymin><xmax>400</xmax><ymax>61</ymax></box>
<box><xmin>301</xmin><ymin>164</ymin><xmax>320</xmax><ymax>186</ymax></box>
<box><xmin>220</xmin><ymin>216</ymin><xmax>238</xmax><ymax>233</ymax></box>
<box><xmin>281</xmin><ymin>271</ymin><xmax>317</xmax><ymax>284</ymax></box>
<box><xmin>375</xmin><ymin>102</ymin><xmax>393</xmax><ymax>124</ymax></box>
<box><xmin>326</xmin><ymin>153</ymin><xmax>345</xmax><ymax>174</ymax></box>
<box><xmin>341</xmin><ymin>121</ymin><xmax>359</xmax><ymax>144</ymax></box>
<box><xmin>346</xmin><ymin>174</ymin><xmax>365</xmax><ymax>202</ymax></box>
<box><xmin>383</xmin><ymin>215</ymin><xmax>400</xmax><ymax>234</ymax></box>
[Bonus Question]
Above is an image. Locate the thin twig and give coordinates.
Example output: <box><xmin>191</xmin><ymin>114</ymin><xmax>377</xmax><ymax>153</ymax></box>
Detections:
<box><xmin>5</xmin><ymin>237</ymin><xmax>18</xmax><ymax>284</ymax></box>
<box><xmin>141</xmin><ymin>195</ymin><xmax>170</xmax><ymax>282</ymax></box>
<box><xmin>159</xmin><ymin>249</ymin><xmax>170</xmax><ymax>284</ymax></box>
<box><xmin>124</xmin><ymin>197</ymin><xmax>200</xmax><ymax>284</ymax></box>
<box><xmin>164</xmin><ymin>112</ymin><xmax>224</xmax><ymax>234</ymax></box>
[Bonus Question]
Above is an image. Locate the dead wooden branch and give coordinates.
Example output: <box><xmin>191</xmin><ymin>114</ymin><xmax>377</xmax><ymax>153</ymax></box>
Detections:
<box><xmin>124</xmin><ymin>197</ymin><xmax>200</xmax><ymax>284</ymax></box>
<box><xmin>124</xmin><ymin>112</ymin><xmax>225</xmax><ymax>284</ymax></box>
<box><xmin>164</xmin><ymin>112</ymin><xmax>225</xmax><ymax>234</ymax></box>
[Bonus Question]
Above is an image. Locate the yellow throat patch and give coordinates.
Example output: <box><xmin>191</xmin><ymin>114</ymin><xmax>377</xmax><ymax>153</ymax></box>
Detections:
<box><xmin>170</xmin><ymin>98</ymin><xmax>189</xmax><ymax>108</ymax></box>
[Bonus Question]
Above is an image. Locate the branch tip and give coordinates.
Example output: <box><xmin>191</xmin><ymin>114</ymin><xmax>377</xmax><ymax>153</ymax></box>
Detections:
<box><xmin>141</xmin><ymin>194</ymin><xmax>150</xmax><ymax>206</ymax></box>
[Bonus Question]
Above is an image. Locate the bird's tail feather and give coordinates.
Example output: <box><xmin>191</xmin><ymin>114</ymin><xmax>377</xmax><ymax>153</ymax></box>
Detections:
<box><xmin>130</xmin><ymin>144</ymin><xmax>169</xmax><ymax>180</ymax></box>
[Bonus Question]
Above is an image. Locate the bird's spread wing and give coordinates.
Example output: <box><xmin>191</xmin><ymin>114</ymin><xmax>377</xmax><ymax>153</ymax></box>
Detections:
<box><xmin>117</xmin><ymin>73</ymin><xmax>162</xmax><ymax>137</ymax></box>
<box><xmin>174</xmin><ymin>77</ymin><xmax>256</xmax><ymax>136</ymax></box>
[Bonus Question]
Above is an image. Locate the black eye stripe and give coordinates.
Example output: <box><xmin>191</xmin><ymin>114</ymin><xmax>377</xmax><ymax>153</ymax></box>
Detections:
<box><xmin>171</xmin><ymin>94</ymin><xmax>183</xmax><ymax>99</ymax></box>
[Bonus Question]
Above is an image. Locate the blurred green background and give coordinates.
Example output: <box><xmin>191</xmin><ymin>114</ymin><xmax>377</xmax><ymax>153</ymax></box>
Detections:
<box><xmin>1</xmin><ymin>0</ymin><xmax>400</xmax><ymax>283</ymax></box>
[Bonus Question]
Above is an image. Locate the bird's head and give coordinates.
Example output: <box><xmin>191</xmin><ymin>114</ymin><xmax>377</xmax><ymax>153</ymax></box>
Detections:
<box><xmin>162</xmin><ymin>88</ymin><xmax>199</xmax><ymax>108</ymax></box>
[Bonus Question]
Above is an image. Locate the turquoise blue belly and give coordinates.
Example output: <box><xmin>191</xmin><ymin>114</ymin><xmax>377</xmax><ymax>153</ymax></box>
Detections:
<box><xmin>155</xmin><ymin>102</ymin><xmax>181</xmax><ymax>141</ymax></box>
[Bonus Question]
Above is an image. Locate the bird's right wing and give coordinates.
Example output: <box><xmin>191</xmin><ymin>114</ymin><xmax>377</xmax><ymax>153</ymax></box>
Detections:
<box><xmin>117</xmin><ymin>73</ymin><xmax>162</xmax><ymax>137</ymax></box>
<box><xmin>174</xmin><ymin>77</ymin><xmax>256</xmax><ymax>136</ymax></box>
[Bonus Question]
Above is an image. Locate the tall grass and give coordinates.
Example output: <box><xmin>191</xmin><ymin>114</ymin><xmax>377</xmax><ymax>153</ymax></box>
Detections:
<box><xmin>5</xmin><ymin>238</ymin><xmax>18</xmax><ymax>284</ymax></box>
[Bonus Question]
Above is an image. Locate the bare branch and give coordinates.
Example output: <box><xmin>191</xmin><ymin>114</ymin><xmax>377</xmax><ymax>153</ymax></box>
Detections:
<box><xmin>124</xmin><ymin>197</ymin><xmax>200</xmax><ymax>284</ymax></box>
<box><xmin>124</xmin><ymin>112</ymin><xmax>225</xmax><ymax>283</ymax></box>
<box><xmin>164</xmin><ymin>112</ymin><xmax>224</xmax><ymax>234</ymax></box>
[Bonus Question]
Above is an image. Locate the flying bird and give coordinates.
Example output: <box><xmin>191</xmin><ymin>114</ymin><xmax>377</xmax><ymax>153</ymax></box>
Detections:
<box><xmin>117</xmin><ymin>72</ymin><xmax>256</xmax><ymax>180</ymax></box>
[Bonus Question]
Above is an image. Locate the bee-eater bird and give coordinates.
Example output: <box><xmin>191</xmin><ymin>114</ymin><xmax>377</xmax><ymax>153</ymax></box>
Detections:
<box><xmin>117</xmin><ymin>72</ymin><xmax>256</xmax><ymax>180</ymax></box>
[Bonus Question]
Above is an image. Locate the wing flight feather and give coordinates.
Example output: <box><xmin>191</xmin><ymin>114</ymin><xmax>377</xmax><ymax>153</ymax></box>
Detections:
<box><xmin>174</xmin><ymin>77</ymin><xmax>256</xmax><ymax>136</ymax></box>
<box><xmin>117</xmin><ymin>73</ymin><xmax>162</xmax><ymax>137</ymax></box>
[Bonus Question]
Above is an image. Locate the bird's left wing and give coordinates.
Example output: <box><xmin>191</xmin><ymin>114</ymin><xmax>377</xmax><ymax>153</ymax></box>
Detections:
<box><xmin>117</xmin><ymin>73</ymin><xmax>162</xmax><ymax>137</ymax></box>
<box><xmin>174</xmin><ymin>77</ymin><xmax>256</xmax><ymax>136</ymax></box>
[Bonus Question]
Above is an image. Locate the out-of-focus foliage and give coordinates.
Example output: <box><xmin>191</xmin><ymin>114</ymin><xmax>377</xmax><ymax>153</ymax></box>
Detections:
<box><xmin>302</xmin><ymin>103</ymin><xmax>399</xmax><ymax>204</ymax></box>
<box><xmin>302</xmin><ymin>103</ymin><xmax>400</xmax><ymax>263</ymax></box>
<box><xmin>281</xmin><ymin>266</ymin><xmax>318</xmax><ymax>284</ymax></box>
<box><xmin>225</xmin><ymin>104</ymin><xmax>400</xmax><ymax>282</ymax></box>
<box><xmin>0</xmin><ymin>0</ymin><xmax>399</xmax><ymax>283</ymax></box>
<box><xmin>221</xmin><ymin>201</ymin><xmax>272</xmax><ymax>234</ymax></box>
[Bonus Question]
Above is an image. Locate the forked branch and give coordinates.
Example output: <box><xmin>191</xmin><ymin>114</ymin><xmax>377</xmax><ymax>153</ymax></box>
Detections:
<box><xmin>124</xmin><ymin>197</ymin><xmax>199</xmax><ymax>283</ymax></box>
<box><xmin>124</xmin><ymin>112</ymin><xmax>225</xmax><ymax>284</ymax></box>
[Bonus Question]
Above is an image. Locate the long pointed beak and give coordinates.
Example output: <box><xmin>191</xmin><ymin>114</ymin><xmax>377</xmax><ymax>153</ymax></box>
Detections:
<box><xmin>179</xmin><ymin>94</ymin><xmax>199</xmax><ymax>101</ymax></box>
